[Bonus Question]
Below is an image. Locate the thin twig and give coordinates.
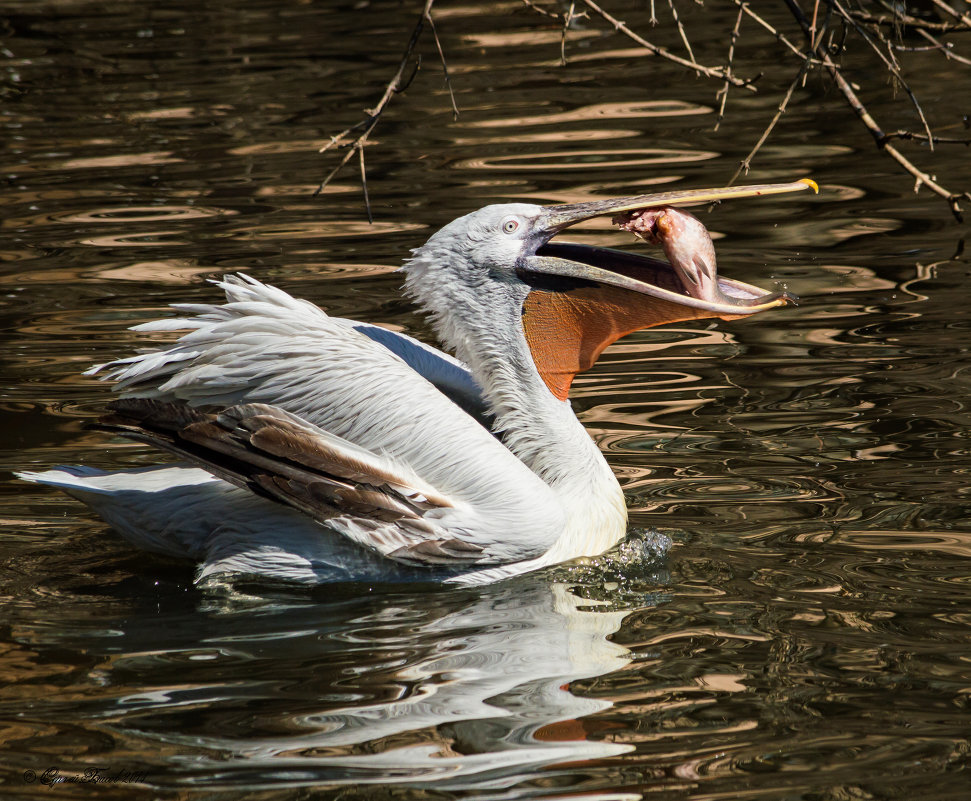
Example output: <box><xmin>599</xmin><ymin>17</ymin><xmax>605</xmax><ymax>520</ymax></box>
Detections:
<box><xmin>888</xmin><ymin>42</ymin><xmax>952</xmax><ymax>54</ymax></box>
<box><xmin>781</xmin><ymin>0</ymin><xmax>812</xmax><ymax>37</ymax></box>
<box><xmin>832</xmin><ymin>0</ymin><xmax>935</xmax><ymax>150</ymax></box>
<box><xmin>809</xmin><ymin>0</ymin><xmax>821</xmax><ymax>51</ymax></box>
<box><xmin>666</xmin><ymin>0</ymin><xmax>696</xmax><ymax>64</ymax></box>
<box><xmin>915</xmin><ymin>26</ymin><xmax>971</xmax><ymax>67</ymax></box>
<box><xmin>426</xmin><ymin>7</ymin><xmax>458</xmax><ymax>119</ymax></box>
<box><xmin>884</xmin><ymin>130</ymin><xmax>971</xmax><ymax>146</ymax></box>
<box><xmin>778</xmin><ymin>0</ymin><xmax>968</xmax><ymax>219</ymax></box>
<box><xmin>518</xmin><ymin>0</ymin><xmax>587</xmax><ymax>65</ymax></box>
<box><xmin>714</xmin><ymin>4</ymin><xmax>745</xmax><ymax>132</ymax></box>
<box><xmin>561</xmin><ymin>1</ymin><xmax>577</xmax><ymax>65</ymax></box>
<box><xmin>729</xmin><ymin>0</ymin><xmax>811</xmax><ymax>61</ymax></box>
<box><xmin>316</xmin><ymin>0</ymin><xmax>440</xmax><ymax>219</ymax></box>
<box><xmin>317</xmin><ymin>4</ymin><xmax>430</xmax><ymax>160</ymax></box>
<box><xmin>316</xmin><ymin>146</ymin><xmax>357</xmax><ymax>200</ymax></box>
<box><xmin>820</xmin><ymin>48</ymin><xmax>966</xmax><ymax>220</ymax></box>
<box><xmin>519</xmin><ymin>0</ymin><xmax>559</xmax><ymax>19</ymax></box>
<box><xmin>847</xmin><ymin>9</ymin><xmax>970</xmax><ymax>33</ymax></box>
<box><xmin>928</xmin><ymin>0</ymin><xmax>971</xmax><ymax>29</ymax></box>
<box><xmin>577</xmin><ymin>0</ymin><xmax>756</xmax><ymax>89</ymax></box>
<box><xmin>730</xmin><ymin>58</ymin><xmax>811</xmax><ymax>185</ymax></box>
<box><xmin>358</xmin><ymin>145</ymin><xmax>371</xmax><ymax>223</ymax></box>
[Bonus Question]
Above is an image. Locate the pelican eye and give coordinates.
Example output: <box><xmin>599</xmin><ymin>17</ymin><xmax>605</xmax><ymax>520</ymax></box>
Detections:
<box><xmin>501</xmin><ymin>217</ymin><xmax>521</xmax><ymax>235</ymax></box>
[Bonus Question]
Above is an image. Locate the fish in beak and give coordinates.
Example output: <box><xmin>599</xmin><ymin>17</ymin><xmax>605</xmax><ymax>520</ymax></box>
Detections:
<box><xmin>516</xmin><ymin>179</ymin><xmax>818</xmax><ymax>399</ymax></box>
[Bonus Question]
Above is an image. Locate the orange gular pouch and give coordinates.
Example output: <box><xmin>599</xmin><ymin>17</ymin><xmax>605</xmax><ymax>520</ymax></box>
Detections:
<box><xmin>520</xmin><ymin>256</ymin><xmax>744</xmax><ymax>401</ymax></box>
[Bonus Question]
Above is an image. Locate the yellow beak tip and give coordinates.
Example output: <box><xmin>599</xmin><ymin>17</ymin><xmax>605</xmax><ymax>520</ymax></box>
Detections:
<box><xmin>798</xmin><ymin>178</ymin><xmax>820</xmax><ymax>194</ymax></box>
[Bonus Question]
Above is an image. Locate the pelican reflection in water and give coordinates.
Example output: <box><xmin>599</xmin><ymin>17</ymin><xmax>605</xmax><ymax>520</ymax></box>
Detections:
<box><xmin>14</xmin><ymin>577</ymin><xmax>660</xmax><ymax>792</ymax></box>
<box><xmin>19</xmin><ymin>180</ymin><xmax>816</xmax><ymax>586</ymax></box>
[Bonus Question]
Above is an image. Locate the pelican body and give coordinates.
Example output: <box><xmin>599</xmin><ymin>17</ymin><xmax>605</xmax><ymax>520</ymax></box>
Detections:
<box><xmin>19</xmin><ymin>181</ymin><xmax>815</xmax><ymax>586</ymax></box>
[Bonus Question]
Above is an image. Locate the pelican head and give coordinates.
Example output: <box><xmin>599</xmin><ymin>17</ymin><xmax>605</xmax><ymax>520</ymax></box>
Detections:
<box><xmin>404</xmin><ymin>179</ymin><xmax>816</xmax><ymax>401</ymax></box>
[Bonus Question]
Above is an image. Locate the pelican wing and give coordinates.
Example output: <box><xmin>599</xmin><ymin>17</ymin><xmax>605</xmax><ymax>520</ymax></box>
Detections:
<box><xmin>85</xmin><ymin>275</ymin><xmax>564</xmax><ymax>566</ymax></box>
<box><xmin>94</xmin><ymin>399</ymin><xmax>492</xmax><ymax>566</ymax></box>
<box><xmin>90</xmin><ymin>274</ymin><xmax>488</xmax><ymax>422</ymax></box>
<box><xmin>345</xmin><ymin>322</ymin><xmax>490</xmax><ymax>422</ymax></box>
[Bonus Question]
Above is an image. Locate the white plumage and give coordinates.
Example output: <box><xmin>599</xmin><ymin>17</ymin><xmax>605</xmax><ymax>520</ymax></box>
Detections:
<box><xmin>19</xmin><ymin>186</ymin><xmax>808</xmax><ymax>586</ymax></box>
<box><xmin>23</xmin><ymin>267</ymin><xmax>621</xmax><ymax>585</ymax></box>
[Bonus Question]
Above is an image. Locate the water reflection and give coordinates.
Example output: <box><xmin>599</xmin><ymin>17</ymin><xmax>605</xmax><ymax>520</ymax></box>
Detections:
<box><xmin>39</xmin><ymin>152</ymin><xmax>185</xmax><ymax>172</ymax></box>
<box><xmin>51</xmin><ymin>206</ymin><xmax>234</xmax><ymax>224</ymax></box>
<box><xmin>464</xmin><ymin>101</ymin><xmax>712</xmax><ymax>127</ymax></box>
<box><xmin>10</xmin><ymin>578</ymin><xmax>645</xmax><ymax>794</ymax></box>
<box><xmin>454</xmin><ymin>147</ymin><xmax>718</xmax><ymax>172</ymax></box>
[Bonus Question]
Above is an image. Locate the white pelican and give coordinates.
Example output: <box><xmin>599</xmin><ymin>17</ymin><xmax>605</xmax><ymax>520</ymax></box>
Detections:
<box><xmin>19</xmin><ymin>180</ymin><xmax>816</xmax><ymax>586</ymax></box>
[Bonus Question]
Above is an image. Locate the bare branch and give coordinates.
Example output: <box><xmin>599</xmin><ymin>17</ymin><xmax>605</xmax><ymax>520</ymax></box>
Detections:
<box><xmin>928</xmin><ymin>0</ymin><xmax>971</xmax><ymax>29</ymax></box>
<box><xmin>317</xmin><ymin>144</ymin><xmax>358</xmax><ymax>198</ymax></box>
<box><xmin>426</xmin><ymin>7</ymin><xmax>458</xmax><ymax>119</ymax></box>
<box><xmin>819</xmin><ymin>48</ymin><xmax>966</xmax><ymax>220</ymax></box>
<box><xmin>847</xmin><ymin>9</ymin><xmax>970</xmax><ymax>33</ymax></box>
<box><xmin>915</xmin><ymin>26</ymin><xmax>971</xmax><ymax>66</ymax></box>
<box><xmin>771</xmin><ymin>0</ymin><xmax>968</xmax><ymax>219</ymax></box>
<box><xmin>358</xmin><ymin>144</ymin><xmax>372</xmax><ymax>223</ymax></box>
<box><xmin>714</xmin><ymin>4</ymin><xmax>745</xmax><ymax>132</ymax></box>
<box><xmin>666</xmin><ymin>0</ymin><xmax>696</xmax><ymax>65</ymax></box>
<box><xmin>519</xmin><ymin>0</ymin><xmax>560</xmax><ymax>20</ymax></box>
<box><xmin>729</xmin><ymin>0</ymin><xmax>812</xmax><ymax>61</ymax></box>
<box><xmin>832</xmin><ymin>0</ymin><xmax>935</xmax><ymax>150</ymax></box>
<box><xmin>320</xmin><ymin>0</ymin><xmax>970</xmax><ymax>222</ymax></box>
<box><xmin>518</xmin><ymin>0</ymin><xmax>588</xmax><ymax>65</ymax></box>
<box><xmin>316</xmin><ymin>0</ymin><xmax>439</xmax><ymax>211</ymax></box>
<box><xmin>781</xmin><ymin>0</ymin><xmax>813</xmax><ymax>37</ymax></box>
<box><xmin>577</xmin><ymin>0</ymin><xmax>756</xmax><ymax>89</ymax></box>
<box><xmin>730</xmin><ymin>58</ymin><xmax>811</xmax><ymax>185</ymax></box>
<box><xmin>809</xmin><ymin>0</ymin><xmax>822</xmax><ymax>51</ymax></box>
<box><xmin>884</xmin><ymin>130</ymin><xmax>971</xmax><ymax>146</ymax></box>
<box><xmin>562</xmin><ymin>2</ymin><xmax>578</xmax><ymax>65</ymax></box>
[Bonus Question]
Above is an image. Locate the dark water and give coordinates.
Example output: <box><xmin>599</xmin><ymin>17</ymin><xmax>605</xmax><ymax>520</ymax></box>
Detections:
<box><xmin>2</xmin><ymin>1</ymin><xmax>971</xmax><ymax>798</ymax></box>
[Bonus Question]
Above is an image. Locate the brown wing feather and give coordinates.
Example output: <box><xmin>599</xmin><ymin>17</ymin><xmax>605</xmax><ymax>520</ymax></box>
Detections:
<box><xmin>92</xmin><ymin>399</ymin><xmax>485</xmax><ymax>566</ymax></box>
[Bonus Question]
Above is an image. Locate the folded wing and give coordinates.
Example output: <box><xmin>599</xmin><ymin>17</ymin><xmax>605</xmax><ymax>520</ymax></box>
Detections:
<box><xmin>90</xmin><ymin>274</ymin><xmax>489</xmax><ymax>421</ymax></box>
<box><xmin>86</xmin><ymin>275</ymin><xmax>563</xmax><ymax>567</ymax></box>
<box><xmin>97</xmin><ymin>400</ymin><xmax>495</xmax><ymax>565</ymax></box>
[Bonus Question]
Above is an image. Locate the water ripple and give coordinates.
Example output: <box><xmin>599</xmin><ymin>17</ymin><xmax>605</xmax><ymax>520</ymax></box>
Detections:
<box><xmin>453</xmin><ymin>148</ymin><xmax>719</xmax><ymax>172</ymax></box>
<box><xmin>466</xmin><ymin>100</ymin><xmax>712</xmax><ymax>128</ymax></box>
<box><xmin>626</xmin><ymin>475</ymin><xmax>835</xmax><ymax>507</ymax></box>
<box><xmin>52</xmin><ymin>205</ymin><xmax>236</xmax><ymax>223</ymax></box>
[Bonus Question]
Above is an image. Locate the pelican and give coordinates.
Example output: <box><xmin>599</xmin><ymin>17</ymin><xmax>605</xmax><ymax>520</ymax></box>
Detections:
<box><xmin>18</xmin><ymin>180</ymin><xmax>816</xmax><ymax>586</ymax></box>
